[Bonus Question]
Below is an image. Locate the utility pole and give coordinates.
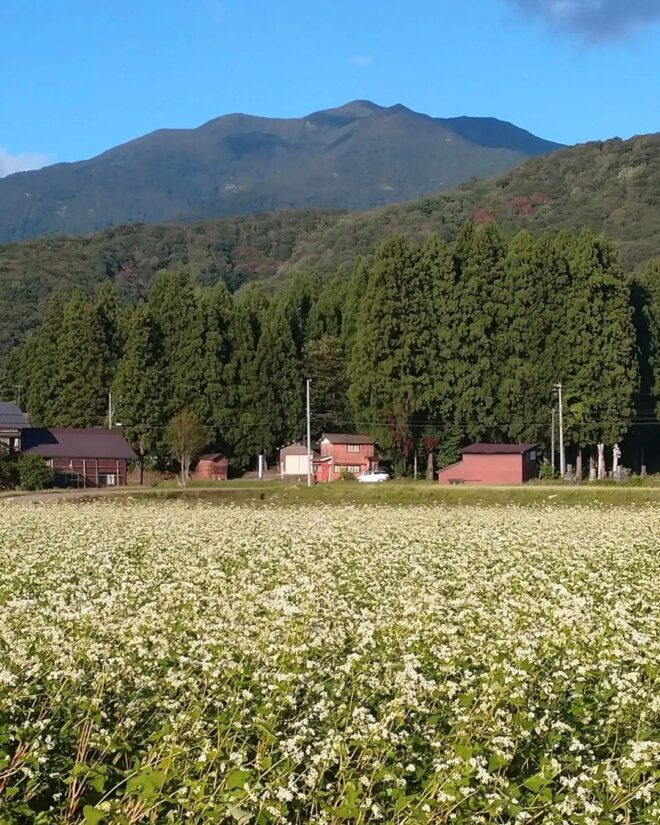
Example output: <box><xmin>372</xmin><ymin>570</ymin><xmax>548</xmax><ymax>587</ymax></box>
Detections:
<box><xmin>551</xmin><ymin>407</ymin><xmax>556</xmax><ymax>474</ymax></box>
<box><xmin>306</xmin><ymin>378</ymin><xmax>312</xmax><ymax>487</ymax></box>
<box><xmin>108</xmin><ymin>392</ymin><xmax>113</xmax><ymax>429</ymax></box>
<box><xmin>554</xmin><ymin>382</ymin><xmax>565</xmax><ymax>479</ymax></box>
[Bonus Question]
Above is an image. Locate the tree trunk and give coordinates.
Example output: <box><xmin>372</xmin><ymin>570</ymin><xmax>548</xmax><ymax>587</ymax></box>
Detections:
<box><xmin>612</xmin><ymin>443</ymin><xmax>621</xmax><ymax>480</ymax></box>
<box><xmin>426</xmin><ymin>451</ymin><xmax>434</xmax><ymax>482</ymax></box>
<box><xmin>575</xmin><ymin>449</ymin><xmax>583</xmax><ymax>482</ymax></box>
<box><xmin>589</xmin><ymin>450</ymin><xmax>597</xmax><ymax>481</ymax></box>
<box><xmin>597</xmin><ymin>443</ymin><xmax>606</xmax><ymax>480</ymax></box>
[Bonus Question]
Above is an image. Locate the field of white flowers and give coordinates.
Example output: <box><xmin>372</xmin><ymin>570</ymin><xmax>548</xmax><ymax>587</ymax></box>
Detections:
<box><xmin>0</xmin><ymin>501</ymin><xmax>659</xmax><ymax>824</ymax></box>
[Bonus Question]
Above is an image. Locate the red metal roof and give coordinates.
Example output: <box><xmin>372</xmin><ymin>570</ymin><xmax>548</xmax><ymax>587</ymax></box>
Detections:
<box><xmin>322</xmin><ymin>433</ymin><xmax>375</xmax><ymax>445</ymax></box>
<box><xmin>21</xmin><ymin>428</ymin><xmax>137</xmax><ymax>460</ymax></box>
<box><xmin>198</xmin><ymin>453</ymin><xmax>227</xmax><ymax>462</ymax></box>
<box><xmin>461</xmin><ymin>443</ymin><xmax>538</xmax><ymax>455</ymax></box>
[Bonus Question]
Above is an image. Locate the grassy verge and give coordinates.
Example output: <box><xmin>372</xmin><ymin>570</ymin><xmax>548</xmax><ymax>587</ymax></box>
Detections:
<box><xmin>144</xmin><ymin>480</ymin><xmax>660</xmax><ymax>506</ymax></box>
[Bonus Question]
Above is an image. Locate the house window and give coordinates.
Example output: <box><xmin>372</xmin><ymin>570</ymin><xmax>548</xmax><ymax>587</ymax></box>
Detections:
<box><xmin>100</xmin><ymin>474</ymin><xmax>117</xmax><ymax>487</ymax></box>
<box><xmin>347</xmin><ymin>444</ymin><xmax>360</xmax><ymax>453</ymax></box>
<box><xmin>529</xmin><ymin>451</ymin><xmax>537</xmax><ymax>461</ymax></box>
<box><xmin>339</xmin><ymin>465</ymin><xmax>362</xmax><ymax>475</ymax></box>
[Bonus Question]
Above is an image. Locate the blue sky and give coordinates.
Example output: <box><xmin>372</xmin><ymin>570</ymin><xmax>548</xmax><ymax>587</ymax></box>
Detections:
<box><xmin>1</xmin><ymin>0</ymin><xmax>659</xmax><ymax>176</ymax></box>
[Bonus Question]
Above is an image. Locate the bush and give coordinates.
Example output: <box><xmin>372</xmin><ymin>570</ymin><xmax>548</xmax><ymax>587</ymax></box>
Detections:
<box><xmin>538</xmin><ymin>460</ymin><xmax>557</xmax><ymax>481</ymax></box>
<box><xmin>18</xmin><ymin>455</ymin><xmax>54</xmax><ymax>491</ymax></box>
<box><xmin>0</xmin><ymin>455</ymin><xmax>18</xmax><ymax>490</ymax></box>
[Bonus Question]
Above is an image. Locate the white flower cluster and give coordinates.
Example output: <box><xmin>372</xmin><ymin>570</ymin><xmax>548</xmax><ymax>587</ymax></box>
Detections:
<box><xmin>0</xmin><ymin>500</ymin><xmax>658</xmax><ymax>822</ymax></box>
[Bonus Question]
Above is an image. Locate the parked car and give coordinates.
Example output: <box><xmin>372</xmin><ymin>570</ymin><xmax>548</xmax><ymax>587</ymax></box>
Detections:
<box><xmin>357</xmin><ymin>470</ymin><xmax>389</xmax><ymax>483</ymax></box>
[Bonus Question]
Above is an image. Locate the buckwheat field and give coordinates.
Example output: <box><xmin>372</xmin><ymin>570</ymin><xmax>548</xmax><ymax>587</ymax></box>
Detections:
<box><xmin>0</xmin><ymin>501</ymin><xmax>659</xmax><ymax>824</ymax></box>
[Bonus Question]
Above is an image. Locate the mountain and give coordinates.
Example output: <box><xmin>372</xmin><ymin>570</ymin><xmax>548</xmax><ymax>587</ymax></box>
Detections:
<box><xmin>0</xmin><ymin>101</ymin><xmax>561</xmax><ymax>242</ymax></box>
<box><xmin>1</xmin><ymin>132</ymin><xmax>658</xmax><ymax>359</ymax></box>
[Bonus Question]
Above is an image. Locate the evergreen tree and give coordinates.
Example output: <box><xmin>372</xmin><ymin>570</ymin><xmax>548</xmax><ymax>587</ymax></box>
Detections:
<box><xmin>557</xmin><ymin>232</ymin><xmax>639</xmax><ymax>452</ymax></box>
<box><xmin>341</xmin><ymin>257</ymin><xmax>370</xmax><ymax>351</ymax></box>
<box><xmin>349</xmin><ymin>236</ymin><xmax>446</xmax><ymax>463</ymax></box>
<box><xmin>494</xmin><ymin>232</ymin><xmax>554</xmax><ymax>443</ymax></box>
<box><xmin>148</xmin><ymin>268</ymin><xmax>206</xmax><ymax>418</ymax></box>
<box><xmin>95</xmin><ymin>280</ymin><xmax>125</xmax><ymax>374</ymax></box>
<box><xmin>21</xmin><ymin>296</ymin><xmax>65</xmax><ymax>425</ymax></box>
<box><xmin>112</xmin><ymin>304</ymin><xmax>168</xmax><ymax>469</ymax></box>
<box><xmin>307</xmin><ymin>272</ymin><xmax>348</xmax><ymax>340</ymax></box>
<box><xmin>279</xmin><ymin>272</ymin><xmax>321</xmax><ymax>356</ymax></box>
<box><xmin>451</xmin><ymin>223</ymin><xmax>506</xmax><ymax>441</ymax></box>
<box><xmin>49</xmin><ymin>292</ymin><xmax>109</xmax><ymax>427</ymax></box>
<box><xmin>224</xmin><ymin>284</ymin><xmax>270</xmax><ymax>468</ymax></box>
<box><xmin>199</xmin><ymin>283</ymin><xmax>233</xmax><ymax>447</ymax></box>
<box><xmin>303</xmin><ymin>335</ymin><xmax>350</xmax><ymax>437</ymax></box>
<box><xmin>255</xmin><ymin>302</ymin><xmax>303</xmax><ymax>454</ymax></box>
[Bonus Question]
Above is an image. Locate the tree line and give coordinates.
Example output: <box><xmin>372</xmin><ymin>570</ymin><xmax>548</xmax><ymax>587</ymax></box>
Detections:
<box><xmin>2</xmin><ymin>223</ymin><xmax>659</xmax><ymax>475</ymax></box>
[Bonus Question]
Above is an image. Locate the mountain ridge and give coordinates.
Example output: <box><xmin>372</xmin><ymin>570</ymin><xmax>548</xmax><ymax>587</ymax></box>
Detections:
<box><xmin>0</xmin><ymin>101</ymin><xmax>562</xmax><ymax>242</ymax></box>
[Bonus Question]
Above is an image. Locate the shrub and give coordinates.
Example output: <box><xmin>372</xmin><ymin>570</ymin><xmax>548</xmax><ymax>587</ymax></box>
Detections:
<box><xmin>0</xmin><ymin>455</ymin><xmax>18</xmax><ymax>490</ymax></box>
<box><xmin>18</xmin><ymin>455</ymin><xmax>54</xmax><ymax>491</ymax></box>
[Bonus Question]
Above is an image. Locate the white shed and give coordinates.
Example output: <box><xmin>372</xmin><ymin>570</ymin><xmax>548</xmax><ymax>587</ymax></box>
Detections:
<box><xmin>279</xmin><ymin>443</ymin><xmax>315</xmax><ymax>478</ymax></box>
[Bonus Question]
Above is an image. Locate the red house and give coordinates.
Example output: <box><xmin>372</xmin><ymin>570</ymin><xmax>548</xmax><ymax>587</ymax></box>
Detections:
<box><xmin>313</xmin><ymin>433</ymin><xmax>378</xmax><ymax>482</ymax></box>
<box><xmin>438</xmin><ymin>443</ymin><xmax>539</xmax><ymax>485</ymax></box>
<box><xmin>20</xmin><ymin>428</ymin><xmax>137</xmax><ymax>487</ymax></box>
<box><xmin>194</xmin><ymin>453</ymin><xmax>229</xmax><ymax>481</ymax></box>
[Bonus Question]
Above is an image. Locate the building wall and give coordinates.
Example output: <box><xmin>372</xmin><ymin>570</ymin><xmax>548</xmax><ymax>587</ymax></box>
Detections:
<box><xmin>50</xmin><ymin>458</ymin><xmax>128</xmax><ymax>487</ymax></box>
<box><xmin>283</xmin><ymin>454</ymin><xmax>311</xmax><ymax>476</ymax></box>
<box><xmin>438</xmin><ymin>454</ymin><xmax>524</xmax><ymax>485</ymax></box>
<box><xmin>194</xmin><ymin>459</ymin><xmax>228</xmax><ymax>481</ymax></box>
<box><xmin>319</xmin><ymin>440</ymin><xmax>376</xmax><ymax>481</ymax></box>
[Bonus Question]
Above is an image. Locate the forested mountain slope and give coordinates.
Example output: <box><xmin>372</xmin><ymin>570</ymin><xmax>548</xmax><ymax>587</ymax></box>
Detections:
<box><xmin>0</xmin><ymin>132</ymin><xmax>658</xmax><ymax>357</ymax></box>
<box><xmin>0</xmin><ymin>101</ymin><xmax>560</xmax><ymax>242</ymax></box>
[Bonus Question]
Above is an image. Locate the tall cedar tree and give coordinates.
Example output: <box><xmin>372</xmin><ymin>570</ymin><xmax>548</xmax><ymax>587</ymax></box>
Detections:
<box><xmin>451</xmin><ymin>223</ymin><xmax>506</xmax><ymax>441</ymax></box>
<box><xmin>307</xmin><ymin>272</ymin><xmax>348</xmax><ymax>340</ymax></box>
<box><xmin>494</xmin><ymin>232</ymin><xmax>554</xmax><ymax>443</ymax></box>
<box><xmin>557</xmin><ymin>233</ymin><xmax>639</xmax><ymax>449</ymax></box>
<box><xmin>349</xmin><ymin>236</ymin><xmax>445</xmax><ymax>459</ymax></box>
<box><xmin>280</xmin><ymin>273</ymin><xmax>321</xmax><ymax>356</ymax></box>
<box><xmin>224</xmin><ymin>284</ymin><xmax>270</xmax><ymax>467</ymax></box>
<box><xmin>255</xmin><ymin>301</ymin><xmax>303</xmax><ymax>454</ymax></box>
<box><xmin>21</xmin><ymin>296</ymin><xmax>65</xmax><ymax>425</ymax></box>
<box><xmin>112</xmin><ymin>304</ymin><xmax>168</xmax><ymax>460</ymax></box>
<box><xmin>148</xmin><ymin>269</ymin><xmax>206</xmax><ymax>419</ymax></box>
<box><xmin>49</xmin><ymin>292</ymin><xmax>109</xmax><ymax>427</ymax></box>
<box><xmin>341</xmin><ymin>257</ymin><xmax>370</xmax><ymax>351</ymax></box>
<box><xmin>95</xmin><ymin>280</ymin><xmax>125</xmax><ymax>376</ymax></box>
<box><xmin>198</xmin><ymin>283</ymin><xmax>233</xmax><ymax>448</ymax></box>
<box><xmin>303</xmin><ymin>335</ymin><xmax>350</xmax><ymax>438</ymax></box>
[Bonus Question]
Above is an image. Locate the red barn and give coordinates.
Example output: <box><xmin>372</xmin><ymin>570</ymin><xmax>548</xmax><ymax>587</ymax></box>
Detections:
<box><xmin>20</xmin><ymin>428</ymin><xmax>136</xmax><ymax>487</ymax></box>
<box><xmin>314</xmin><ymin>433</ymin><xmax>378</xmax><ymax>482</ymax></box>
<box><xmin>194</xmin><ymin>453</ymin><xmax>229</xmax><ymax>481</ymax></box>
<box><xmin>438</xmin><ymin>443</ymin><xmax>539</xmax><ymax>485</ymax></box>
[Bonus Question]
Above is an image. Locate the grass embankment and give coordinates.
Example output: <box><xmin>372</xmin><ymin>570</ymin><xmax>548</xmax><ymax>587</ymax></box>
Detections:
<box><xmin>147</xmin><ymin>479</ymin><xmax>660</xmax><ymax>506</ymax></box>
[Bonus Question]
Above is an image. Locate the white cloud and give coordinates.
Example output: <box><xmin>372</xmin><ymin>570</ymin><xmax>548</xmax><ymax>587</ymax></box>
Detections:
<box><xmin>0</xmin><ymin>148</ymin><xmax>50</xmax><ymax>178</ymax></box>
<box><xmin>348</xmin><ymin>55</ymin><xmax>373</xmax><ymax>67</ymax></box>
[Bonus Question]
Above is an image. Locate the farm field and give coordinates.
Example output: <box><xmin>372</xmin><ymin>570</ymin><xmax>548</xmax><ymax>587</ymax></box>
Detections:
<box><xmin>0</xmin><ymin>501</ymin><xmax>659</xmax><ymax>823</ymax></box>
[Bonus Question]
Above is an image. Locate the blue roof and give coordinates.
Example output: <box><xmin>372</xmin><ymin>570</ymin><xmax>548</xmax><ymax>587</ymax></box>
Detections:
<box><xmin>0</xmin><ymin>402</ymin><xmax>30</xmax><ymax>430</ymax></box>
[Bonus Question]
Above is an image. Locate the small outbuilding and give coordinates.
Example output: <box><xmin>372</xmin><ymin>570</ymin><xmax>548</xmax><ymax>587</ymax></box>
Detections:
<box><xmin>279</xmin><ymin>443</ymin><xmax>318</xmax><ymax>479</ymax></box>
<box><xmin>194</xmin><ymin>453</ymin><xmax>229</xmax><ymax>481</ymax></box>
<box><xmin>0</xmin><ymin>402</ymin><xmax>30</xmax><ymax>452</ymax></box>
<box><xmin>438</xmin><ymin>443</ymin><xmax>539</xmax><ymax>485</ymax></box>
<box><xmin>20</xmin><ymin>428</ymin><xmax>137</xmax><ymax>487</ymax></box>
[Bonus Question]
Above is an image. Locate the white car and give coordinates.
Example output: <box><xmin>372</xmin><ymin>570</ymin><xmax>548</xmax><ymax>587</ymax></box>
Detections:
<box><xmin>357</xmin><ymin>470</ymin><xmax>389</xmax><ymax>483</ymax></box>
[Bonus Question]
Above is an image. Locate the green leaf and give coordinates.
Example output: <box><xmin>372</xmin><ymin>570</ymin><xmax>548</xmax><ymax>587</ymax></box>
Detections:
<box><xmin>524</xmin><ymin>774</ymin><xmax>547</xmax><ymax>793</ymax></box>
<box><xmin>226</xmin><ymin>768</ymin><xmax>250</xmax><ymax>791</ymax></box>
<box><xmin>83</xmin><ymin>806</ymin><xmax>106</xmax><ymax>825</ymax></box>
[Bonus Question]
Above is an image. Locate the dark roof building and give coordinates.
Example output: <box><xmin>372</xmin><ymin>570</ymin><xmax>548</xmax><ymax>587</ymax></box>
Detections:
<box><xmin>0</xmin><ymin>402</ymin><xmax>30</xmax><ymax>451</ymax></box>
<box><xmin>21</xmin><ymin>428</ymin><xmax>136</xmax><ymax>487</ymax></box>
<box><xmin>438</xmin><ymin>443</ymin><xmax>539</xmax><ymax>485</ymax></box>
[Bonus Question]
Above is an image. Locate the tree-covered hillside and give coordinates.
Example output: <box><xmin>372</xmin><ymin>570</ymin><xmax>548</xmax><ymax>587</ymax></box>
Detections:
<box><xmin>1</xmin><ymin>132</ymin><xmax>659</xmax><ymax>357</ymax></box>
<box><xmin>5</xmin><ymin>224</ymin><xmax>659</xmax><ymax>474</ymax></box>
